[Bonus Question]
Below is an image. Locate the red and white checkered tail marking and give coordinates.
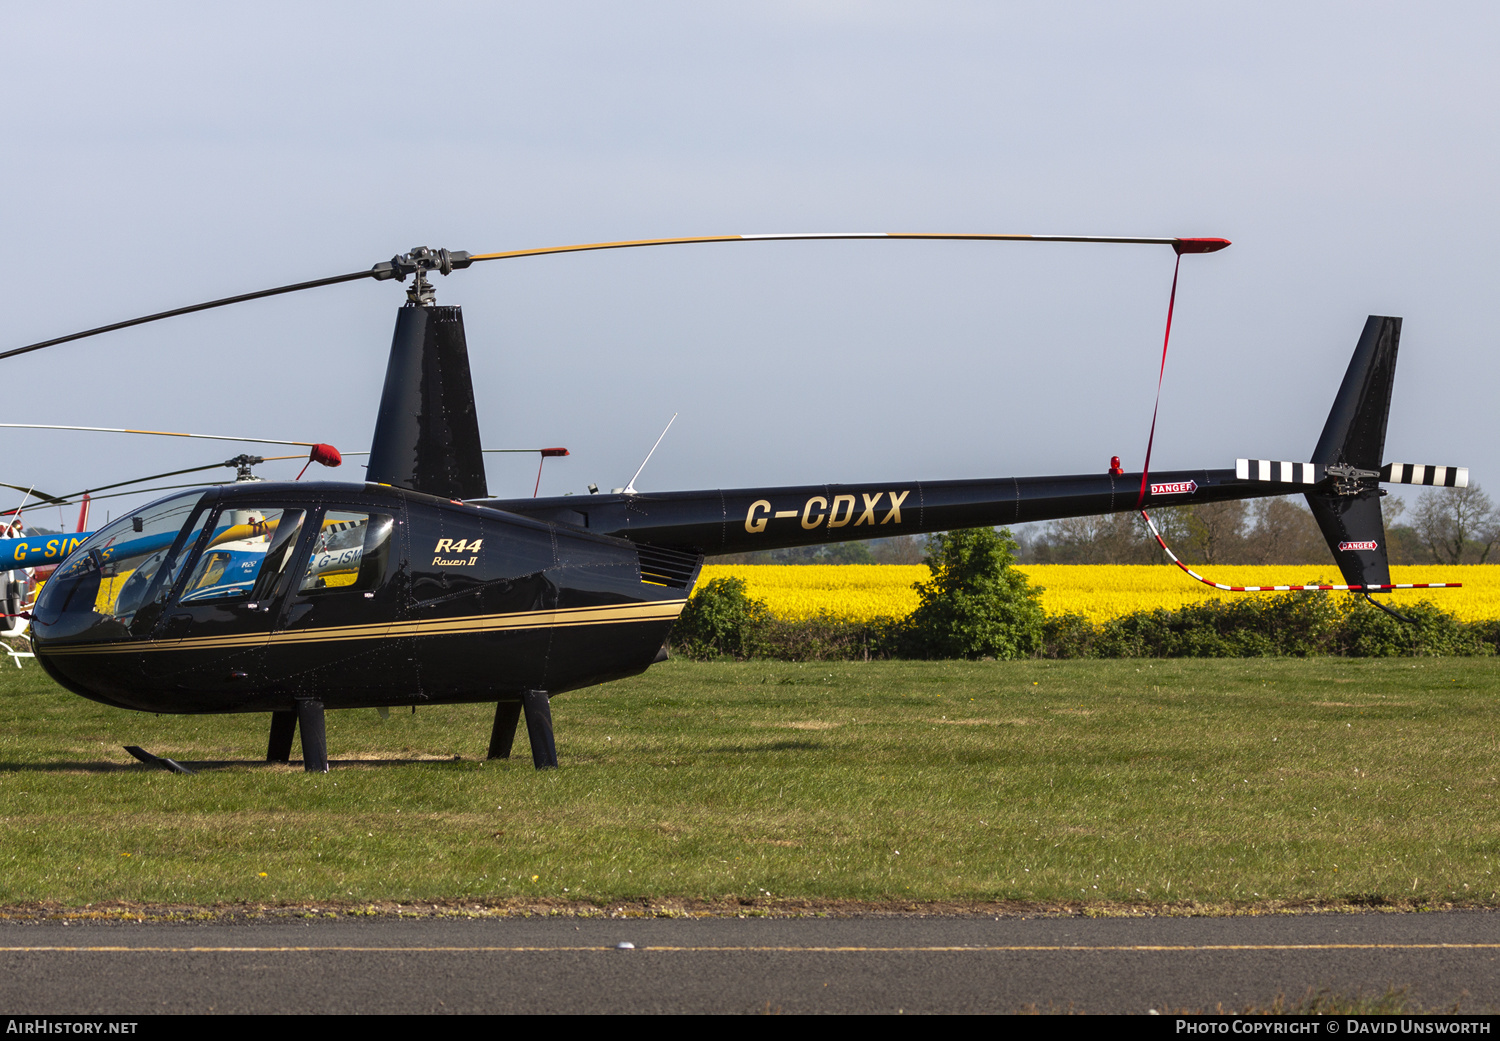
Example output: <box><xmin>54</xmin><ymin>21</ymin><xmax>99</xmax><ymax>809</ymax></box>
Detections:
<box><xmin>1381</xmin><ymin>463</ymin><xmax>1469</xmax><ymax>488</ymax></box>
<box><xmin>1235</xmin><ymin>459</ymin><xmax>1323</xmax><ymax>484</ymax></box>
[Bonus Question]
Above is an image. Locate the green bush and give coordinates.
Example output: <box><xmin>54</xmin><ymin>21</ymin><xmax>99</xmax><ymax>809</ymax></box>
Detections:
<box><xmin>1042</xmin><ymin>612</ymin><xmax>1098</xmax><ymax>659</ymax></box>
<box><xmin>1082</xmin><ymin>595</ymin><xmax>1342</xmax><ymax>659</ymax></box>
<box><xmin>1039</xmin><ymin>593</ymin><xmax>1496</xmax><ymax>660</ymax></box>
<box><xmin>670</xmin><ymin>576</ymin><xmax>770</xmax><ymax>659</ymax></box>
<box><xmin>897</xmin><ymin>528</ymin><xmax>1044</xmax><ymax>660</ymax></box>
<box><xmin>755</xmin><ymin>615</ymin><xmax>896</xmax><ymax>662</ymax></box>
<box><xmin>671</xmin><ymin>577</ymin><xmax>900</xmax><ymax>662</ymax></box>
<box><xmin>1333</xmin><ymin>599</ymin><xmax>1488</xmax><ymax>657</ymax></box>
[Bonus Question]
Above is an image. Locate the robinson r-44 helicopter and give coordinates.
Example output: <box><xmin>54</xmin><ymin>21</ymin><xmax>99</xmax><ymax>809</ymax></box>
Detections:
<box><xmin>4</xmin><ymin>233</ymin><xmax>1466</xmax><ymax>772</ymax></box>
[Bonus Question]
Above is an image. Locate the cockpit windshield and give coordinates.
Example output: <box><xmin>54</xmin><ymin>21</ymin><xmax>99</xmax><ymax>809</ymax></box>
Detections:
<box><xmin>34</xmin><ymin>491</ymin><xmax>209</xmax><ymax>640</ymax></box>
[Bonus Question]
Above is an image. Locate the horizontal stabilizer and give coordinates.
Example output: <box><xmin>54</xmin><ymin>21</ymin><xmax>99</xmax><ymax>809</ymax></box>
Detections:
<box><xmin>1236</xmin><ymin>459</ymin><xmax>1323</xmax><ymax>484</ymax></box>
<box><xmin>1382</xmin><ymin>463</ymin><xmax>1468</xmax><ymax>488</ymax></box>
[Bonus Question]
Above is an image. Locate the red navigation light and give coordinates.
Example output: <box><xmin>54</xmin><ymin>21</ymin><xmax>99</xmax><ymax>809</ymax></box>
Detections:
<box><xmin>1109</xmin><ymin>456</ymin><xmax>1124</xmax><ymax>475</ymax></box>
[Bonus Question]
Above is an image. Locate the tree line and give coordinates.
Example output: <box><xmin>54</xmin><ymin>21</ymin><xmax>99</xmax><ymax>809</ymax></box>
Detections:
<box><xmin>1019</xmin><ymin>485</ymin><xmax>1499</xmax><ymax>566</ymax></box>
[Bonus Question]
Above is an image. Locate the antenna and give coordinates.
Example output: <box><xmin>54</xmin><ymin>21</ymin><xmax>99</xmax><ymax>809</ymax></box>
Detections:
<box><xmin>9</xmin><ymin>485</ymin><xmax>35</xmax><ymax>533</ymax></box>
<box><xmin>623</xmin><ymin>413</ymin><xmax>678</xmax><ymax>495</ymax></box>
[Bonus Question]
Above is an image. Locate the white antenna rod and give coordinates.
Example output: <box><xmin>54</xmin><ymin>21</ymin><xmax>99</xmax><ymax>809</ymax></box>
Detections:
<box><xmin>11</xmin><ymin>485</ymin><xmax>35</xmax><ymax>529</ymax></box>
<box><xmin>623</xmin><ymin>413</ymin><xmax>677</xmax><ymax>495</ymax></box>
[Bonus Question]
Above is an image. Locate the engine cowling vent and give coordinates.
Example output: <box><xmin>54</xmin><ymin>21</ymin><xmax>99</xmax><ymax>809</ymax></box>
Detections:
<box><xmin>636</xmin><ymin>543</ymin><xmax>702</xmax><ymax>589</ymax></box>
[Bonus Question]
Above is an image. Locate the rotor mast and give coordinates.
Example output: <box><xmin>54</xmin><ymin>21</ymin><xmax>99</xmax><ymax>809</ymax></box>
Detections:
<box><xmin>365</xmin><ymin>248</ymin><xmax>489</xmax><ymax>500</ymax></box>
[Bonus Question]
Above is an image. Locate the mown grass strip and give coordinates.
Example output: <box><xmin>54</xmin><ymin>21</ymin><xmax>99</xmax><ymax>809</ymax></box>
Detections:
<box><xmin>0</xmin><ymin>658</ymin><xmax>1496</xmax><ymax>908</ymax></box>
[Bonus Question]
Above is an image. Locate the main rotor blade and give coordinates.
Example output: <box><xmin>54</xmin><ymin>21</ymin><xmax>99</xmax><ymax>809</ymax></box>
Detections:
<box><xmin>4</xmin><ymin>232</ymin><xmax>1229</xmax><ymax>361</ymax></box>
<box><xmin>469</xmin><ymin>232</ymin><xmax>1231</xmax><ymax>263</ymax></box>
<box><xmin>60</xmin><ymin>458</ymin><xmax>268</xmax><ymax>497</ymax></box>
<box><xmin>0</xmin><ymin>270</ymin><xmax>373</xmax><ymax>362</ymax></box>
<box><xmin>0</xmin><ymin>424</ymin><xmax>328</xmax><ymax>448</ymax></box>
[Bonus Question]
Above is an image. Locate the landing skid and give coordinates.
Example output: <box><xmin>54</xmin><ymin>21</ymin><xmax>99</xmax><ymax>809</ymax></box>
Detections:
<box><xmin>123</xmin><ymin>745</ymin><xmax>196</xmax><ymax>775</ymax></box>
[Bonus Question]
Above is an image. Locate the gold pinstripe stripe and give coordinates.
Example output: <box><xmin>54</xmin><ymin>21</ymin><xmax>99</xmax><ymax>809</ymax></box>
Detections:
<box><xmin>41</xmin><ymin>600</ymin><xmax>688</xmax><ymax>656</ymax></box>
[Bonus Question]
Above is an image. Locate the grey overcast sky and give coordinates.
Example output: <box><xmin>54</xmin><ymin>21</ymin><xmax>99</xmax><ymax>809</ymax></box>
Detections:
<box><xmin>1</xmin><ymin>2</ymin><xmax>1495</xmax><ymax>523</ymax></box>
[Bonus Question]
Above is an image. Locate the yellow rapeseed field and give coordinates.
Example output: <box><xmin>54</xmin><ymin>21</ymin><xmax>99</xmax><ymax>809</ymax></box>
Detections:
<box><xmin>697</xmin><ymin>564</ymin><xmax>1500</xmax><ymax>624</ymax></box>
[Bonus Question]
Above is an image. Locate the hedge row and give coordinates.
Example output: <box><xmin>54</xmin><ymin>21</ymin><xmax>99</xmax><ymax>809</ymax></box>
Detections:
<box><xmin>669</xmin><ymin>576</ymin><xmax>1500</xmax><ymax>661</ymax></box>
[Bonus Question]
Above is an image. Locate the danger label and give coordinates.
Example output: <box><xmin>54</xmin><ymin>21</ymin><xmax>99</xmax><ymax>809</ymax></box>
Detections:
<box><xmin>1150</xmin><ymin>481</ymin><xmax>1197</xmax><ymax>495</ymax></box>
<box><xmin>1339</xmin><ymin>540</ymin><xmax>1379</xmax><ymax>551</ymax></box>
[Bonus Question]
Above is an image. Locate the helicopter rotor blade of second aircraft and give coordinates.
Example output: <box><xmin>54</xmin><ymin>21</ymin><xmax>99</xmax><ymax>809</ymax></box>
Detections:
<box><xmin>0</xmin><ymin>483</ymin><xmax>68</xmax><ymax>505</ymax></box>
<box><xmin>0</xmin><ymin>455</ymin><xmax>308</xmax><ymax>518</ymax></box>
<box><xmin>0</xmin><ymin>423</ymin><xmax>334</xmax><ymax>449</ymax></box>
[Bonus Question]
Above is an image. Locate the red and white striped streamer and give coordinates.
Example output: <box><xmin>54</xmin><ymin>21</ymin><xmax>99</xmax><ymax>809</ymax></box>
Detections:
<box><xmin>1139</xmin><ymin>510</ymin><xmax>1461</xmax><ymax>593</ymax></box>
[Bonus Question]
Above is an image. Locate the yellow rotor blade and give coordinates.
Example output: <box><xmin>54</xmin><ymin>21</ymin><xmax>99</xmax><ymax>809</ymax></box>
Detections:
<box><xmin>470</xmin><ymin>232</ymin><xmax>1229</xmax><ymax>263</ymax></box>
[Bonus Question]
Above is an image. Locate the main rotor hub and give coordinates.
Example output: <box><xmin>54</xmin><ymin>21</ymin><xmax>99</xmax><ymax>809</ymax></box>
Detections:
<box><xmin>227</xmin><ymin>454</ymin><xmax>266</xmax><ymax>482</ymax></box>
<box><xmin>370</xmin><ymin>246</ymin><xmax>474</xmax><ymax>306</ymax></box>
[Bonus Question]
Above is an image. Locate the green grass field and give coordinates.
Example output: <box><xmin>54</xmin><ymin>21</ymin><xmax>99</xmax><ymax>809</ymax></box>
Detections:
<box><xmin>1</xmin><ymin>656</ymin><xmax>1497</xmax><ymax>911</ymax></box>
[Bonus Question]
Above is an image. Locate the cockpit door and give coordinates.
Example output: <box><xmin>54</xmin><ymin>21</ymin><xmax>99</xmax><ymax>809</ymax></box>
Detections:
<box><xmin>150</xmin><ymin>505</ymin><xmax>310</xmax><ymax>704</ymax></box>
<box><xmin>264</xmin><ymin>503</ymin><xmax>411</xmax><ymax>703</ymax></box>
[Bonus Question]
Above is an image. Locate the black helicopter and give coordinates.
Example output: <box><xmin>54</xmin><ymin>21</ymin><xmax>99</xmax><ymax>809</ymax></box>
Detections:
<box><xmin>6</xmin><ymin>233</ymin><xmax>1464</xmax><ymax>773</ymax></box>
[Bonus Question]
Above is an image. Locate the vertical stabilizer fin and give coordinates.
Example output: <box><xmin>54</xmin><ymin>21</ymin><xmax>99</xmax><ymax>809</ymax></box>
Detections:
<box><xmin>1305</xmin><ymin>316</ymin><xmax>1401</xmax><ymax>590</ymax></box>
<box><xmin>1311</xmin><ymin>315</ymin><xmax>1400</xmax><ymax>470</ymax></box>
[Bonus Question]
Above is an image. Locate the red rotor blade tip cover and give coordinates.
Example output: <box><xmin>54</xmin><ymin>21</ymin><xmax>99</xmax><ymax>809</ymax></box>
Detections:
<box><xmin>1172</xmin><ymin>238</ymin><xmax>1232</xmax><ymax>255</ymax></box>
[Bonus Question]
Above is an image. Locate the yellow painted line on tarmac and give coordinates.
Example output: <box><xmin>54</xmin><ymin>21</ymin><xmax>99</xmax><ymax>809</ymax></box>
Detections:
<box><xmin>4</xmin><ymin>943</ymin><xmax>1500</xmax><ymax>954</ymax></box>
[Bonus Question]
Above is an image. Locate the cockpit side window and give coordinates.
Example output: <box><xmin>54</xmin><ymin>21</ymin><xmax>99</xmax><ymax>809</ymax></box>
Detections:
<box><xmin>112</xmin><ymin>505</ymin><xmax>213</xmax><ymax>623</ymax></box>
<box><xmin>251</xmin><ymin>509</ymin><xmax>308</xmax><ymax>600</ymax></box>
<box><xmin>178</xmin><ymin>507</ymin><xmax>308</xmax><ymax>604</ymax></box>
<box><xmin>298</xmin><ymin>511</ymin><xmax>393</xmax><ymax>594</ymax></box>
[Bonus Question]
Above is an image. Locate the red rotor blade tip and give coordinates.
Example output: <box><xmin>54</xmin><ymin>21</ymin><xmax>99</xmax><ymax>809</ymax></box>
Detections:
<box><xmin>1173</xmin><ymin>237</ymin><xmax>1232</xmax><ymax>255</ymax></box>
<box><xmin>540</xmin><ymin>447</ymin><xmax>570</xmax><ymax>457</ymax></box>
<box><xmin>309</xmin><ymin>443</ymin><xmax>343</xmax><ymax>467</ymax></box>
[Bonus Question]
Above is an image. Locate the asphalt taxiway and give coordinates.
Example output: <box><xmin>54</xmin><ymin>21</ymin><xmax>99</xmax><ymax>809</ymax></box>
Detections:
<box><xmin>3</xmin><ymin>911</ymin><xmax>1498</xmax><ymax>1014</ymax></box>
